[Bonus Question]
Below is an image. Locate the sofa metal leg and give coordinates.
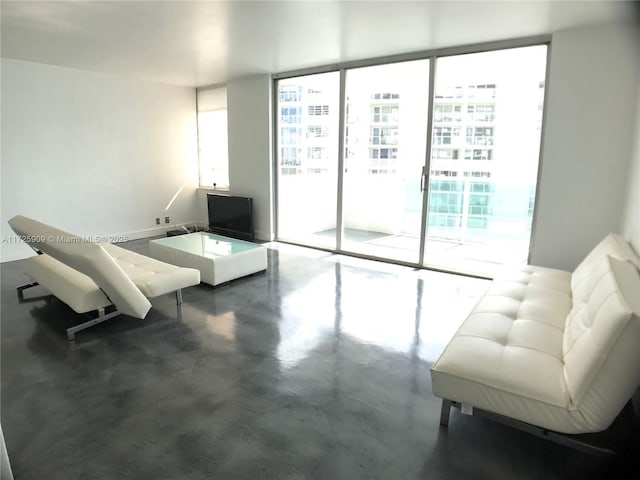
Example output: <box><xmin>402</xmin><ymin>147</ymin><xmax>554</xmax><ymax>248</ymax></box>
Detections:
<box><xmin>442</xmin><ymin>400</ymin><xmax>633</xmax><ymax>457</ymax></box>
<box><xmin>440</xmin><ymin>399</ymin><xmax>452</xmax><ymax>427</ymax></box>
<box><xmin>66</xmin><ymin>307</ymin><xmax>121</xmax><ymax>341</ymax></box>
<box><xmin>17</xmin><ymin>281</ymin><xmax>40</xmax><ymax>300</ymax></box>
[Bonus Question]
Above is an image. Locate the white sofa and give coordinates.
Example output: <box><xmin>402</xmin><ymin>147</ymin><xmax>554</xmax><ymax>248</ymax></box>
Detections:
<box><xmin>431</xmin><ymin>233</ymin><xmax>640</xmax><ymax>452</ymax></box>
<box><xmin>9</xmin><ymin>215</ymin><xmax>200</xmax><ymax>340</ymax></box>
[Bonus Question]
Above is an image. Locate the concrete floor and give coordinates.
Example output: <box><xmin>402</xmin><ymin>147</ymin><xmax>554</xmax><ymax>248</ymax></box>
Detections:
<box><xmin>1</xmin><ymin>241</ymin><xmax>639</xmax><ymax>479</ymax></box>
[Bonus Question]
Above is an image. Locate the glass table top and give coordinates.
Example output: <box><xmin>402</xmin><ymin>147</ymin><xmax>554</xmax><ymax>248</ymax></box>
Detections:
<box><xmin>150</xmin><ymin>232</ymin><xmax>263</xmax><ymax>258</ymax></box>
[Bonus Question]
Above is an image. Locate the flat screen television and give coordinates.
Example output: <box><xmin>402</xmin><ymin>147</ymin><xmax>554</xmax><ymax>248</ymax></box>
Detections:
<box><xmin>207</xmin><ymin>194</ymin><xmax>254</xmax><ymax>241</ymax></box>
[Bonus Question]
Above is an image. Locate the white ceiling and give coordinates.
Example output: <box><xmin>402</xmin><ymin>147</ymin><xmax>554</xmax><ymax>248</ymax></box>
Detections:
<box><xmin>1</xmin><ymin>1</ymin><xmax>636</xmax><ymax>87</ymax></box>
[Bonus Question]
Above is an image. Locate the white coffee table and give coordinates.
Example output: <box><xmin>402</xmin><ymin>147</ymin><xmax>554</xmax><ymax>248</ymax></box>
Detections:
<box><xmin>149</xmin><ymin>232</ymin><xmax>267</xmax><ymax>286</ymax></box>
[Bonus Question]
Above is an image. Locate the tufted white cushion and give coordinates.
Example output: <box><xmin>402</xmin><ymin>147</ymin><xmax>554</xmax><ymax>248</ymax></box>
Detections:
<box><xmin>563</xmin><ymin>255</ymin><xmax>640</xmax><ymax>430</ymax></box>
<box><xmin>102</xmin><ymin>243</ymin><xmax>200</xmax><ymax>298</ymax></box>
<box><xmin>572</xmin><ymin>233</ymin><xmax>640</xmax><ymax>304</ymax></box>
<box><xmin>564</xmin><ymin>255</ymin><xmax>633</xmax><ymax>388</ymax></box>
<box><xmin>431</xmin><ymin>265</ymin><xmax>577</xmax><ymax>430</ymax></box>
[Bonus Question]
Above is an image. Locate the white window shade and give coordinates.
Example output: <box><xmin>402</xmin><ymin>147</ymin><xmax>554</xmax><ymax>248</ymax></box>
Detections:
<box><xmin>197</xmin><ymin>86</ymin><xmax>229</xmax><ymax>188</ymax></box>
<box><xmin>198</xmin><ymin>87</ymin><xmax>227</xmax><ymax>112</ymax></box>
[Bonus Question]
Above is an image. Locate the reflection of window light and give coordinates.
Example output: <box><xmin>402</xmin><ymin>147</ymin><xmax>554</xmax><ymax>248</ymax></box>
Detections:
<box><xmin>204</xmin><ymin>237</ymin><xmax>232</xmax><ymax>256</ymax></box>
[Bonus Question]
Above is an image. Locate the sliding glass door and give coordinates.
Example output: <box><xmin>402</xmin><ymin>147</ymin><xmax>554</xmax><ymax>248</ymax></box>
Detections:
<box><xmin>424</xmin><ymin>46</ymin><xmax>547</xmax><ymax>275</ymax></box>
<box><xmin>341</xmin><ymin>60</ymin><xmax>430</xmax><ymax>262</ymax></box>
<box><xmin>275</xmin><ymin>43</ymin><xmax>548</xmax><ymax>276</ymax></box>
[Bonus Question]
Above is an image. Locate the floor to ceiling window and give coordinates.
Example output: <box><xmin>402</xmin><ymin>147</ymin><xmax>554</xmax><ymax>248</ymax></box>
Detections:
<box><xmin>274</xmin><ymin>42</ymin><xmax>548</xmax><ymax>277</ymax></box>
<box><xmin>276</xmin><ymin>72</ymin><xmax>340</xmax><ymax>249</ymax></box>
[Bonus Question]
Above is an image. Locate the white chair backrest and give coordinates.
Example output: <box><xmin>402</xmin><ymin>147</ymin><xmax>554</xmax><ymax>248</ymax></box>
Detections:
<box><xmin>9</xmin><ymin>215</ymin><xmax>151</xmax><ymax>319</ymax></box>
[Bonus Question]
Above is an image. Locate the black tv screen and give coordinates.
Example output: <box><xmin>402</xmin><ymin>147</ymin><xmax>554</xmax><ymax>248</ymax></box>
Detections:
<box><xmin>207</xmin><ymin>194</ymin><xmax>254</xmax><ymax>241</ymax></box>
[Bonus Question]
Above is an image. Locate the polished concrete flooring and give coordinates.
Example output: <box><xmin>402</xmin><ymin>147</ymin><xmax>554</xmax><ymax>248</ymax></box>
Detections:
<box><xmin>1</xmin><ymin>241</ymin><xmax>639</xmax><ymax>479</ymax></box>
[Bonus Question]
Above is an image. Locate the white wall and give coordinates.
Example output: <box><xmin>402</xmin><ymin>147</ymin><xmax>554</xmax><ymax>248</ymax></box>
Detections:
<box><xmin>226</xmin><ymin>74</ymin><xmax>274</xmax><ymax>241</ymax></box>
<box><xmin>621</xmin><ymin>76</ymin><xmax>640</xmax><ymax>254</ymax></box>
<box><xmin>530</xmin><ymin>21</ymin><xmax>640</xmax><ymax>269</ymax></box>
<box><xmin>1</xmin><ymin>58</ymin><xmax>199</xmax><ymax>262</ymax></box>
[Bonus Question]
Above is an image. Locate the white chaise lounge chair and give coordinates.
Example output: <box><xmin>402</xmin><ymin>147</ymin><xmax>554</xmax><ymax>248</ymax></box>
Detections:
<box><xmin>9</xmin><ymin>215</ymin><xmax>200</xmax><ymax>340</ymax></box>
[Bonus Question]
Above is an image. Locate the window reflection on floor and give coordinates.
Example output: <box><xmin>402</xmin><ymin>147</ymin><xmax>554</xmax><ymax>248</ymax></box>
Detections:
<box><xmin>270</xmin><ymin>243</ymin><xmax>489</xmax><ymax>368</ymax></box>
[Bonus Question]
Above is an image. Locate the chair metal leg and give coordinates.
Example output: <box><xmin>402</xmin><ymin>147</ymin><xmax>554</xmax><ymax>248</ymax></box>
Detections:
<box><xmin>18</xmin><ymin>283</ymin><xmax>189</xmax><ymax>340</ymax></box>
<box><xmin>66</xmin><ymin>308</ymin><xmax>121</xmax><ymax>341</ymax></box>
<box><xmin>440</xmin><ymin>399</ymin><xmax>452</xmax><ymax>427</ymax></box>
<box><xmin>17</xmin><ymin>281</ymin><xmax>39</xmax><ymax>300</ymax></box>
<box><xmin>175</xmin><ymin>289</ymin><xmax>184</xmax><ymax>320</ymax></box>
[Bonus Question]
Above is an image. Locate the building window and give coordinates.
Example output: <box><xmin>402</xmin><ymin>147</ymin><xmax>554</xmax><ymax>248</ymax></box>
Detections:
<box><xmin>281</xmin><ymin>127</ymin><xmax>302</xmax><ymax>145</ymax></box>
<box><xmin>281</xmin><ymin>147</ymin><xmax>301</xmax><ymax>166</ymax></box>
<box><xmin>371</xmin><ymin>105</ymin><xmax>399</xmax><ymax>123</ymax></box>
<box><xmin>429</xmin><ymin>192</ymin><xmax>464</xmax><ymax>214</ymax></box>
<box><xmin>470</xmin><ymin>182</ymin><xmax>494</xmax><ymax>193</ymax></box>
<box><xmin>467</xmin><ymin>217</ymin><xmax>489</xmax><ymax>228</ymax></box>
<box><xmin>430</xmin><ymin>180</ymin><xmax>464</xmax><ymax>192</ymax></box>
<box><xmin>370</xmin><ymin>127</ymin><xmax>399</xmax><ymax>145</ymax></box>
<box><xmin>467</xmin><ymin>84</ymin><xmax>496</xmax><ymax>99</ymax></box>
<box><xmin>307</xmin><ymin>147</ymin><xmax>328</xmax><ymax>159</ymax></box>
<box><xmin>433</xmin><ymin>127</ymin><xmax>460</xmax><ymax>145</ymax></box>
<box><xmin>197</xmin><ymin>86</ymin><xmax>229</xmax><ymax>189</ymax></box>
<box><xmin>429</xmin><ymin>214</ymin><xmax>463</xmax><ymax>228</ymax></box>
<box><xmin>306</xmin><ymin>125</ymin><xmax>329</xmax><ymax>138</ymax></box>
<box><xmin>465</xmin><ymin>127</ymin><xmax>494</xmax><ymax>146</ymax></box>
<box><xmin>434</xmin><ymin>104</ymin><xmax>462</xmax><ymax>123</ymax></box>
<box><xmin>432</xmin><ymin>170</ymin><xmax>458</xmax><ymax>177</ymax></box>
<box><xmin>308</xmin><ymin>105</ymin><xmax>330</xmax><ymax>115</ymax></box>
<box><xmin>281</xmin><ymin>106</ymin><xmax>302</xmax><ymax>124</ymax></box>
<box><xmin>467</xmin><ymin>104</ymin><xmax>495</xmax><ymax>122</ymax></box>
<box><xmin>371</xmin><ymin>92</ymin><xmax>400</xmax><ymax>100</ymax></box>
<box><xmin>369</xmin><ymin>147</ymin><xmax>398</xmax><ymax>160</ymax></box>
<box><xmin>468</xmin><ymin>193</ymin><xmax>492</xmax><ymax>215</ymax></box>
<box><xmin>435</xmin><ymin>86</ymin><xmax>464</xmax><ymax>99</ymax></box>
<box><xmin>463</xmin><ymin>171</ymin><xmax>492</xmax><ymax>178</ymax></box>
<box><xmin>433</xmin><ymin>148</ymin><xmax>460</xmax><ymax>160</ymax></box>
<box><xmin>279</xmin><ymin>85</ymin><xmax>302</xmax><ymax>102</ymax></box>
<box><xmin>464</xmin><ymin>149</ymin><xmax>493</xmax><ymax>160</ymax></box>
